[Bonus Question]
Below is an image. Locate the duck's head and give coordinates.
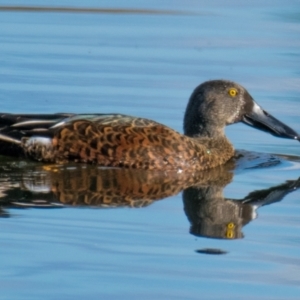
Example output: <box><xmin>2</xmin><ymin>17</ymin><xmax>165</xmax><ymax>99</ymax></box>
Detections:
<box><xmin>184</xmin><ymin>80</ymin><xmax>300</xmax><ymax>141</ymax></box>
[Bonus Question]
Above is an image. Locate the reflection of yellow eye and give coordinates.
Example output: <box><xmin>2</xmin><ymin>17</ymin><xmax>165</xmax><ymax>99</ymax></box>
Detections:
<box><xmin>227</xmin><ymin>222</ymin><xmax>235</xmax><ymax>229</ymax></box>
<box><xmin>228</xmin><ymin>88</ymin><xmax>238</xmax><ymax>97</ymax></box>
<box><xmin>226</xmin><ymin>230</ymin><xmax>235</xmax><ymax>239</ymax></box>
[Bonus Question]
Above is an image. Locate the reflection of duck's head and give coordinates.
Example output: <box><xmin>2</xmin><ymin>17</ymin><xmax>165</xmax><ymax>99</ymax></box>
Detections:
<box><xmin>184</xmin><ymin>80</ymin><xmax>299</xmax><ymax>140</ymax></box>
<box><xmin>183</xmin><ymin>185</ymin><xmax>244</xmax><ymax>240</ymax></box>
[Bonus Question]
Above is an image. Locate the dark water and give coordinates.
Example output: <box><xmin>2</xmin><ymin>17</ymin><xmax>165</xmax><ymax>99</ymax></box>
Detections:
<box><xmin>0</xmin><ymin>1</ymin><xmax>300</xmax><ymax>299</ymax></box>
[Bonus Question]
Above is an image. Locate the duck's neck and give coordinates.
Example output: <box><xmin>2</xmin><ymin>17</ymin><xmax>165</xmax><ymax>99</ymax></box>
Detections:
<box><xmin>187</xmin><ymin>134</ymin><xmax>235</xmax><ymax>170</ymax></box>
<box><xmin>184</xmin><ymin>121</ymin><xmax>225</xmax><ymax>139</ymax></box>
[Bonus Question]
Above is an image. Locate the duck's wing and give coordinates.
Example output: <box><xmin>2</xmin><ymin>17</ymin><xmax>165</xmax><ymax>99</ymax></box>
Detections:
<box><xmin>49</xmin><ymin>114</ymin><xmax>186</xmax><ymax>168</ymax></box>
<box><xmin>0</xmin><ymin>113</ymin><xmax>202</xmax><ymax>170</ymax></box>
<box><xmin>0</xmin><ymin>113</ymin><xmax>173</xmax><ymax>164</ymax></box>
<box><xmin>0</xmin><ymin>113</ymin><xmax>123</xmax><ymax>141</ymax></box>
<box><xmin>0</xmin><ymin>113</ymin><xmax>75</xmax><ymax>137</ymax></box>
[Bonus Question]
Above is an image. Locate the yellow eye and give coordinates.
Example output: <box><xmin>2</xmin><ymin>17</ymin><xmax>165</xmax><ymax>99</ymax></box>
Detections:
<box><xmin>226</xmin><ymin>230</ymin><xmax>235</xmax><ymax>239</ymax></box>
<box><xmin>228</xmin><ymin>88</ymin><xmax>238</xmax><ymax>97</ymax></box>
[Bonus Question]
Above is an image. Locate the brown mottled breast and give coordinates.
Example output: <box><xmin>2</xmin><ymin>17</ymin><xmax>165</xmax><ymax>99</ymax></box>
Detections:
<box><xmin>51</xmin><ymin>115</ymin><xmax>234</xmax><ymax>171</ymax></box>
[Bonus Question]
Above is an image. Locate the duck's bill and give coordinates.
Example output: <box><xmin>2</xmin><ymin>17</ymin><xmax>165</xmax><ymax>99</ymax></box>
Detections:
<box><xmin>242</xmin><ymin>102</ymin><xmax>300</xmax><ymax>141</ymax></box>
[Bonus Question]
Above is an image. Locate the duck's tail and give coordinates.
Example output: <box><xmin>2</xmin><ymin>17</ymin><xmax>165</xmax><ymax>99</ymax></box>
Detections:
<box><xmin>0</xmin><ymin>113</ymin><xmax>74</xmax><ymax>157</ymax></box>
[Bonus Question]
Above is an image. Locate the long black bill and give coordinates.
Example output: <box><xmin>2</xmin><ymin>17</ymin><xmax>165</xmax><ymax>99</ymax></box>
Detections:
<box><xmin>242</xmin><ymin>101</ymin><xmax>300</xmax><ymax>141</ymax></box>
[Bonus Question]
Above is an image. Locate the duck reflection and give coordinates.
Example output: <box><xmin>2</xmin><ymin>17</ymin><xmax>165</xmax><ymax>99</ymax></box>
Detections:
<box><xmin>0</xmin><ymin>154</ymin><xmax>299</xmax><ymax>240</ymax></box>
<box><xmin>183</xmin><ymin>177</ymin><xmax>300</xmax><ymax>239</ymax></box>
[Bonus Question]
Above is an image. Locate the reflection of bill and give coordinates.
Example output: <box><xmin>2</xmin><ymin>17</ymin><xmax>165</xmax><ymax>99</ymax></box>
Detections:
<box><xmin>0</xmin><ymin>153</ymin><xmax>299</xmax><ymax>241</ymax></box>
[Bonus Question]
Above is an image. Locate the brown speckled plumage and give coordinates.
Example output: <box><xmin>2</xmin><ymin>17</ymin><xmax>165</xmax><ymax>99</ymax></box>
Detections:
<box><xmin>0</xmin><ymin>80</ymin><xmax>299</xmax><ymax>170</ymax></box>
<box><xmin>45</xmin><ymin>115</ymin><xmax>234</xmax><ymax>170</ymax></box>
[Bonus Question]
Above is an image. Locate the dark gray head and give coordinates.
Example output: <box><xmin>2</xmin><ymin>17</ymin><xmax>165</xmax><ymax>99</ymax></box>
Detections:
<box><xmin>184</xmin><ymin>80</ymin><xmax>300</xmax><ymax>141</ymax></box>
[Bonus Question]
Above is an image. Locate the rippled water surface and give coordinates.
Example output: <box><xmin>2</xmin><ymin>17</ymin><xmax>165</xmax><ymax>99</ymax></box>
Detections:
<box><xmin>0</xmin><ymin>1</ymin><xmax>300</xmax><ymax>299</ymax></box>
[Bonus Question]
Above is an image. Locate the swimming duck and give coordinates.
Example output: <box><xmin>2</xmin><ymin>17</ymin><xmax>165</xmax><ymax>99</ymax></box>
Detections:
<box><xmin>0</xmin><ymin>80</ymin><xmax>298</xmax><ymax>170</ymax></box>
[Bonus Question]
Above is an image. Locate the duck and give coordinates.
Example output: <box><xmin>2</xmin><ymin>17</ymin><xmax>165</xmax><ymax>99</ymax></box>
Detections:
<box><xmin>0</xmin><ymin>80</ymin><xmax>298</xmax><ymax>171</ymax></box>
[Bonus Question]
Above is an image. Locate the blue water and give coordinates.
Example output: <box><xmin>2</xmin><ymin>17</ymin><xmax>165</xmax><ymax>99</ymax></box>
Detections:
<box><xmin>0</xmin><ymin>1</ymin><xmax>300</xmax><ymax>299</ymax></box>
